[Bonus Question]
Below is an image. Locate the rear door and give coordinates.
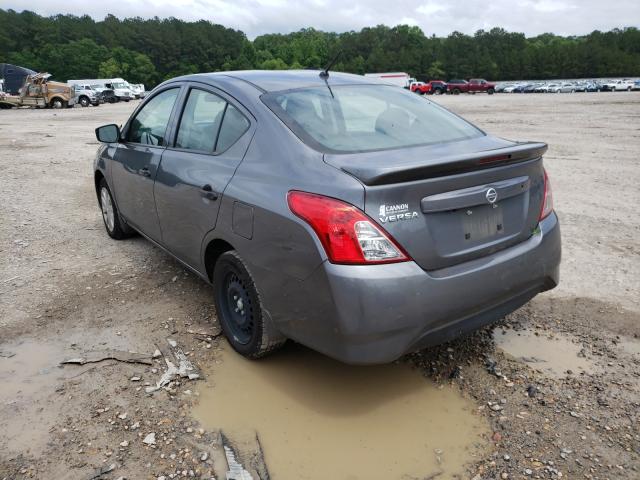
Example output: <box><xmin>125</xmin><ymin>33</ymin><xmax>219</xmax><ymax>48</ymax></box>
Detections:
<box><xmin>112</xmin><ymin>86</ymin><xmax>181</xmax><ymax>241</ymax></box>
<box><xmin>154</xmin><ymin>83</ymin><xmax>254</xmax><ymax>269</ymax></box>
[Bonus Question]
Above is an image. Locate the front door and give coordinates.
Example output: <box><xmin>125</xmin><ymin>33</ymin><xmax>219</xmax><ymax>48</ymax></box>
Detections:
<box><xmin>154</xmin><ymin>85</ymin><xmax>253</xmax><ymax>269</ymax></box>
<box><xmin>111</xmin><ymin>87</ymin><xmax>181</xmax><ymax>242</ymax></box>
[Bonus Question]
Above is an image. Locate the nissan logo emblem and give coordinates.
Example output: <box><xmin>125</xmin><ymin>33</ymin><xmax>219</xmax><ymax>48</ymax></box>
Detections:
<box><xmin>486</xmin><ymin>187</ymin><xmax>498</xmax><ymax>204</ymax></box>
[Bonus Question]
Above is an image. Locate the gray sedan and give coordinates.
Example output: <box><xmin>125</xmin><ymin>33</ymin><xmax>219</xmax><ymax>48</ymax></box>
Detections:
<box><xmin>94</xmin><ymin>70</ymin><xmax>561</xmax><ymax>364</ymax></box>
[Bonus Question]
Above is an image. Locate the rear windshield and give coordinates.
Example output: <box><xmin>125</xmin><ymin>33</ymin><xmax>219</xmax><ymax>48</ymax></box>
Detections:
<box><xmin>262</xmin><ymin>85</ymin><xmax>483</xmax><ymax>153</ymax></box>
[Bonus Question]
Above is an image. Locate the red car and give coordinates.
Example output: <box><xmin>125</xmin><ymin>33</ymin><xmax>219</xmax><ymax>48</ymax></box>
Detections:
<box><xmin>410</xmin><ymin>81</ymin><xmax>432</xmax><ymax>94</ymax></box>
<box><xmin>448</xmin><ymin>78</ymin><xmax>496</xmax><ymax>95</ymax></box>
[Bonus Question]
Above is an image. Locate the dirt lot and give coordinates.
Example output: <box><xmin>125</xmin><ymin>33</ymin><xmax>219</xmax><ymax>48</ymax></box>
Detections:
<box><xmin>1</xmin><ymin>92</ymin><xmax>639</xmax><ymax>480</ymax></box>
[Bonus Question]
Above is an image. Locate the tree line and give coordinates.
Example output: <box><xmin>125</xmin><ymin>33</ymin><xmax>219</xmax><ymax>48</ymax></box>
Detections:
<box><xmin>1</xmin><ymin>9</ymin><xmax>639</xmax><ymax>88</ymax></box>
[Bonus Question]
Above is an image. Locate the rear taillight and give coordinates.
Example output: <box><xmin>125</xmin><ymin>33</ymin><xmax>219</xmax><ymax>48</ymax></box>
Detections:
<box><xmin>287</xmin><ymin>191</ymin><xmax>409</xmax><ymax>265</ymax></box>
<box><xmin>539</xmin><ymin>169</ymin><xmax>554</xmax><ymax>220</ymax></box>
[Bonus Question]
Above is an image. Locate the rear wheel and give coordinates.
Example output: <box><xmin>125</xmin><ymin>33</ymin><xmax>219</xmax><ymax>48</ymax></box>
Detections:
<box><xmin>453</xmin><ymin>88</ymin><xmax>461</xmax><ymax>95</ymax></box>
<box><xmin>213</xmin><ymin>251</ymin><xmax>286</xmax><ymax>359</ymax></box>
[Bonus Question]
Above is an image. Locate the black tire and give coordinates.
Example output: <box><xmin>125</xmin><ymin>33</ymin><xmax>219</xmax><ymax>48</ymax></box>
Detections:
<box><xmin>453</xmin><ymin>88</ymin><xmax>461</xmax><ymax>95</ymax></box>
<box><xmin>50</xmin><ymin>98</ymin><xmax>63</xmax><ymax>109</ymax></box>
<box><xmin>98</xmin><ymin>178</ymin><xmax>135</xmax><ymax>240</ymax></box>
<box><xmin>488</xmin><ymin>88</ymin><xmax>495</xmax><ymax>95</ymax></box>
<box><xmin>213</xmin><ymin>251</ymin><xmax>286</xmax><ymax>359</ymax></box>
<box><xmin>79</xmin><ymin>96</ymin><xmax>90</xmax><ymax>107</ymax></box>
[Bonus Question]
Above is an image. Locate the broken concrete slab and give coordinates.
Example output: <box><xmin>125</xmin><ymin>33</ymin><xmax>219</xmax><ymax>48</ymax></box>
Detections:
<box><xmin>61</xmin><ymin>350</ymin><xmax>153</xmax><ymax>366</ymax></box>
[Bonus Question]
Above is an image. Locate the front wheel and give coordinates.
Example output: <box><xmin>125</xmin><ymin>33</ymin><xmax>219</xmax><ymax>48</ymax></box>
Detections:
<box><xmin>213</xmin><ymin>251</ymin><xmax>286</xmax><ymax>359</ymax></box>
<box><xmin>50</xmin><ymin>98</ymin><xmax>63</xmax><ymax>109</ymax></box>
<box><xmin>488</xmin><ymin>88</ymin><xmax>495</xmax><ymax>95</ymax></box>
<box><xmin>453</xmin><ymin>88</ymin><xmax>461</xmax><ymax>95</ymax></box>
<box><xmin>98</xmin><ymin>179</ymin><xmax>134</xmax><ymax>239</ymax></box>
<box><xmin>79</xmin><ymin>96</ymin><xmax>90</xmax><ymax>107</ymax></box>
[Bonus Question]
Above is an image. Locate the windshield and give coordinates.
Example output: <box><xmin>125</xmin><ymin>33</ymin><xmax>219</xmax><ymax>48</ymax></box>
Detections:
<box><xmin>262</xmin><ymin>85</ymin><xmax>483</xmax><ymax>153</ymax></box>
<box><xmin>112</xmin><ymin>82</ymin><xmax>126</xmax><ymax>89</ymax></box>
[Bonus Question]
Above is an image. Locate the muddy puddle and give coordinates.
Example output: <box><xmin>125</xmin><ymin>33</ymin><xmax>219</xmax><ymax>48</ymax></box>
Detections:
<box><xmin>193</xmin><ymin>344</ymin><xmax>488</xmax><ymax>480</ymax></box>
<box><xmin>493</xmin><ymin>328</ymin><xmax>596</xmax><ymax>378</ymax></box>
<box><xmin>0</xmin><ymin>339</ymin><xmax>69</xmax><ymax>455</ymax></box>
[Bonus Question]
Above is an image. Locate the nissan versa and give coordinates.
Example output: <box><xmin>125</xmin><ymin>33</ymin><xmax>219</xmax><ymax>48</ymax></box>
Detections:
<box><xmin>93</xmin><ymin>70</ymin><xmax>561</xmax><ymax>364</ymax></box>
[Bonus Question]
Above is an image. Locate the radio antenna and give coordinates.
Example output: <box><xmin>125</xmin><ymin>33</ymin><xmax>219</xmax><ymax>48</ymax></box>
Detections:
<box><xmin>319</xmin><ymin>51</ymin><xmax>342</xmax><ymax>78</ymax></box>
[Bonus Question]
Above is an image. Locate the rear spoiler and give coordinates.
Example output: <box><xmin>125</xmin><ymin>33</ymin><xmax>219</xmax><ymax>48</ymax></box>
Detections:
<box><xmin>338</xmin><ymin>142</ymin><xmax>548</xmax><ymax>186</ymax></box>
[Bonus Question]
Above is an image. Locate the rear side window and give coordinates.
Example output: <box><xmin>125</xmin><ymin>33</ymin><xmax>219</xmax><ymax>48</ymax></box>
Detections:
<box><xmin>175</xmin><ymin>88</ymin><xmax>250</xmax><ymax>153</ymax></box>
<box><xmin>176</xmin><ymin>89</ymin><xmax>226</xmax><ymax>152</ymax></box>
<box><xmin>217</xmin><ymin>105</ymin><xmax>250</xmax><ymax>152</ymax></box>
<box><xmin>262</xmin><ymin>85</ymin><xmax>483</xmax><ymax>153</ymax></box>
<box><xmin>127</xmin><ymin>88</ymin><xmax>179</xmax><ymax>145</ymax></box>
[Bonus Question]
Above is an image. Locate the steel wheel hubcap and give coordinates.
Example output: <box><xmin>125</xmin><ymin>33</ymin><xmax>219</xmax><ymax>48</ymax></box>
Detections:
<box><xmin>223</xmin><ymin>272</ymin><xmax>253</xmax><ymax>344</ymax></box>
<box><xmin>100</xmin><ymin>187</ymin><xmax>115</xmax><ymax>232</ymax></box>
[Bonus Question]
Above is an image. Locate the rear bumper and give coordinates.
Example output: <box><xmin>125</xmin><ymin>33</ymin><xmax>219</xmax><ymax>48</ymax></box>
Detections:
<box><xmin>263</xmin><ymin>212</ymin><xmax>561</xmax><ymax>364</ymax></box>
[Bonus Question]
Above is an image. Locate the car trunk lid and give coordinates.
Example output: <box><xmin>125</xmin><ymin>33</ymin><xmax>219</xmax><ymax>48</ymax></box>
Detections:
<box><xmin>325</xmin><ymin>137</ymin><xmax>548</xmax><ymax>271</ymax></box>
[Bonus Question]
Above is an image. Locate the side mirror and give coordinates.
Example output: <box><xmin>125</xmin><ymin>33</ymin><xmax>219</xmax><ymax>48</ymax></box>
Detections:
<box><xmin>95</xmin><ymin>124</ymin><xmax>120</xmax><ymax>143</ymax></box>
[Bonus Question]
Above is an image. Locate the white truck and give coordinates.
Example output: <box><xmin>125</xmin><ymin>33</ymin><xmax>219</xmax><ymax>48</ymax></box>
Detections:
<box><xmin>364</xmin><ymin>72</ymin><xmax>416</xmax><ymax>89</ymax></box>
<box><xmin>68</xmin><ymin>78</ymin><xmax>134</xmax><ymax>101</ymax></box>
<box><xmin>602</xmin><ymin>79</ymin><xmax>635</xmax><ymax>91</ymax></box>
<box><xmin>127</xmin><ymin>82</ymin><xmax>146</xmax><ymax>99</ymax></box>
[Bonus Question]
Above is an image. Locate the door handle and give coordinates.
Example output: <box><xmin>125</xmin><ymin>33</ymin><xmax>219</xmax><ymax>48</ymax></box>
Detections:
<box><xmin>201</xmin><ymin>184</ymin><xmax>218</xmax><ymax>201</ymax></box>
<box><xmin>138</xmin><ymin>167</ymin><xmax>151</xmax><ymax>177</ymax></box>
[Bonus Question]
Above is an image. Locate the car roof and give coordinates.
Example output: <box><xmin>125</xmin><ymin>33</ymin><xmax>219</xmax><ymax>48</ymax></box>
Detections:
<box><xmin>179</xmin><ymin>70</ymin><xmax>376</xmax><ymax>93</ymax></box>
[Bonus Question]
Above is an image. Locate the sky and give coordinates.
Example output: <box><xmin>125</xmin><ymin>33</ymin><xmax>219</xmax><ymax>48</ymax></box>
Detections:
<box><xmin>4</xmin><ymin>0</ymin><xmax>640</xmax><ymax>39</ymax></box>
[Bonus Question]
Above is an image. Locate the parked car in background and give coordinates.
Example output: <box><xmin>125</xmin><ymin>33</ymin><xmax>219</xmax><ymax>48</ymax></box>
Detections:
<box><xmin>69</xmin><ymin>78</ymin><xmax>134</xmax><ymax>101</ymax></box>
<box><xmin>602</xmin><ymin>79</ymin><xmax>635</xmax><ymax>91</ymax></box>
<box><xmin>524</xmin><ymin>83</ymin><xmax>540</xmax><ymax>93</ymax></box>
<box><xmin>364</xmin><ymin>72</ymin><xmax>416</xmax><ymax>89</ymax></box>
<box><xmin>558</xmin><ymin>83</ymin><xmax>576</xmax><ymax>93</ymax></box>
<box><xmin>447</xmin><ymin>79</ymin><xmax>496</xmax><ymax>94</ymax></box>
<box><xmin>131</xmin><ymin>83</ymin><xmax>146</xmax><ymax>98</ymax></box>
<box><xmin>633</xmin><ymin>80</ymin><xmax>640</xmax><ymax>91</ymax></box>
<box><xmin>468</xmin><ymin>78</ymin><xmax>496</xmax><ymax>94</ymax></box>
<box><xmin>426</xmin><ymin>80</ymin><xmax>447</xmax><ymax>95</ymax></box>
<box><xmin>542</xmin><ymin>83</ymin><xmax>562</xmax><ymax>93</ymax></box>
<box><xmin>447</xmin><ymin>79</ymin><xmax>468</xmax><ymax>94</ymax></box>
<box><xmin>93</xmin><ymin>70</ymin><xmax>560</xmax><ymax>364</ymax></box>
<box><xmin>512</xmin><ymin>84</ymin><xmax>530</xmax><ymax>93</ymax></box>
<box><xmin>72</xmin><ymin>83</ymin><xmax>101</xmax><ymax>107</ymax></box>
<box><xmin>502</xmin><ymin>84</ymin><xmax>520</xmax><ymax>93</ymax></box>
<box><xmin>99</xmin><ymin>89</ymin><xmax>118</xmax><ymax>103</ymax></box>
<box><xmin>410</xmin><ymin>81</ymin><xmax>431</xmax><ymax>94</ymax></box>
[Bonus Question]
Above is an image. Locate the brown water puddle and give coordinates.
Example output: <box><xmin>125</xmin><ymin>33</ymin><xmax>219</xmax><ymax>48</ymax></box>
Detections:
<box><xmin>493</xmin><ymin>328</ymin><xmax>596</xmax><ymax>378</ymax></box>
<box><xmin>0</xmin><ymin>339</ymin><xmax>69</xmax><ymax>455</ymax></box>
<box><xmin>193</xmin><ymin>344</ymin><xmax>488</xmax><ymax>480</ymax></box>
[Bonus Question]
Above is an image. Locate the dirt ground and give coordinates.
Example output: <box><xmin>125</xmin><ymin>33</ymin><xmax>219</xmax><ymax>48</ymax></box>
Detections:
<box><xmin>0</xmin><ymin>92</ymin><xmax>638</xmax><ymax>480</ymax></box>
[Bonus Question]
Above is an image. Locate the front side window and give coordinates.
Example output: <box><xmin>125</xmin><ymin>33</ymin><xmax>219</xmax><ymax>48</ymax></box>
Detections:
<box><xmin>127</xmin><ymin>88</ymin><xmax>179</xmax><ymax>146</ymax></box>
<box><xmin>262</xmin><ymin>85</ymin><xmax>483</xmax><ymax>153</ymax></box>
<box><xmin>176</xmin><ymin>89</ymin><xmax>226</xmax><ymax>152</ymax></box>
